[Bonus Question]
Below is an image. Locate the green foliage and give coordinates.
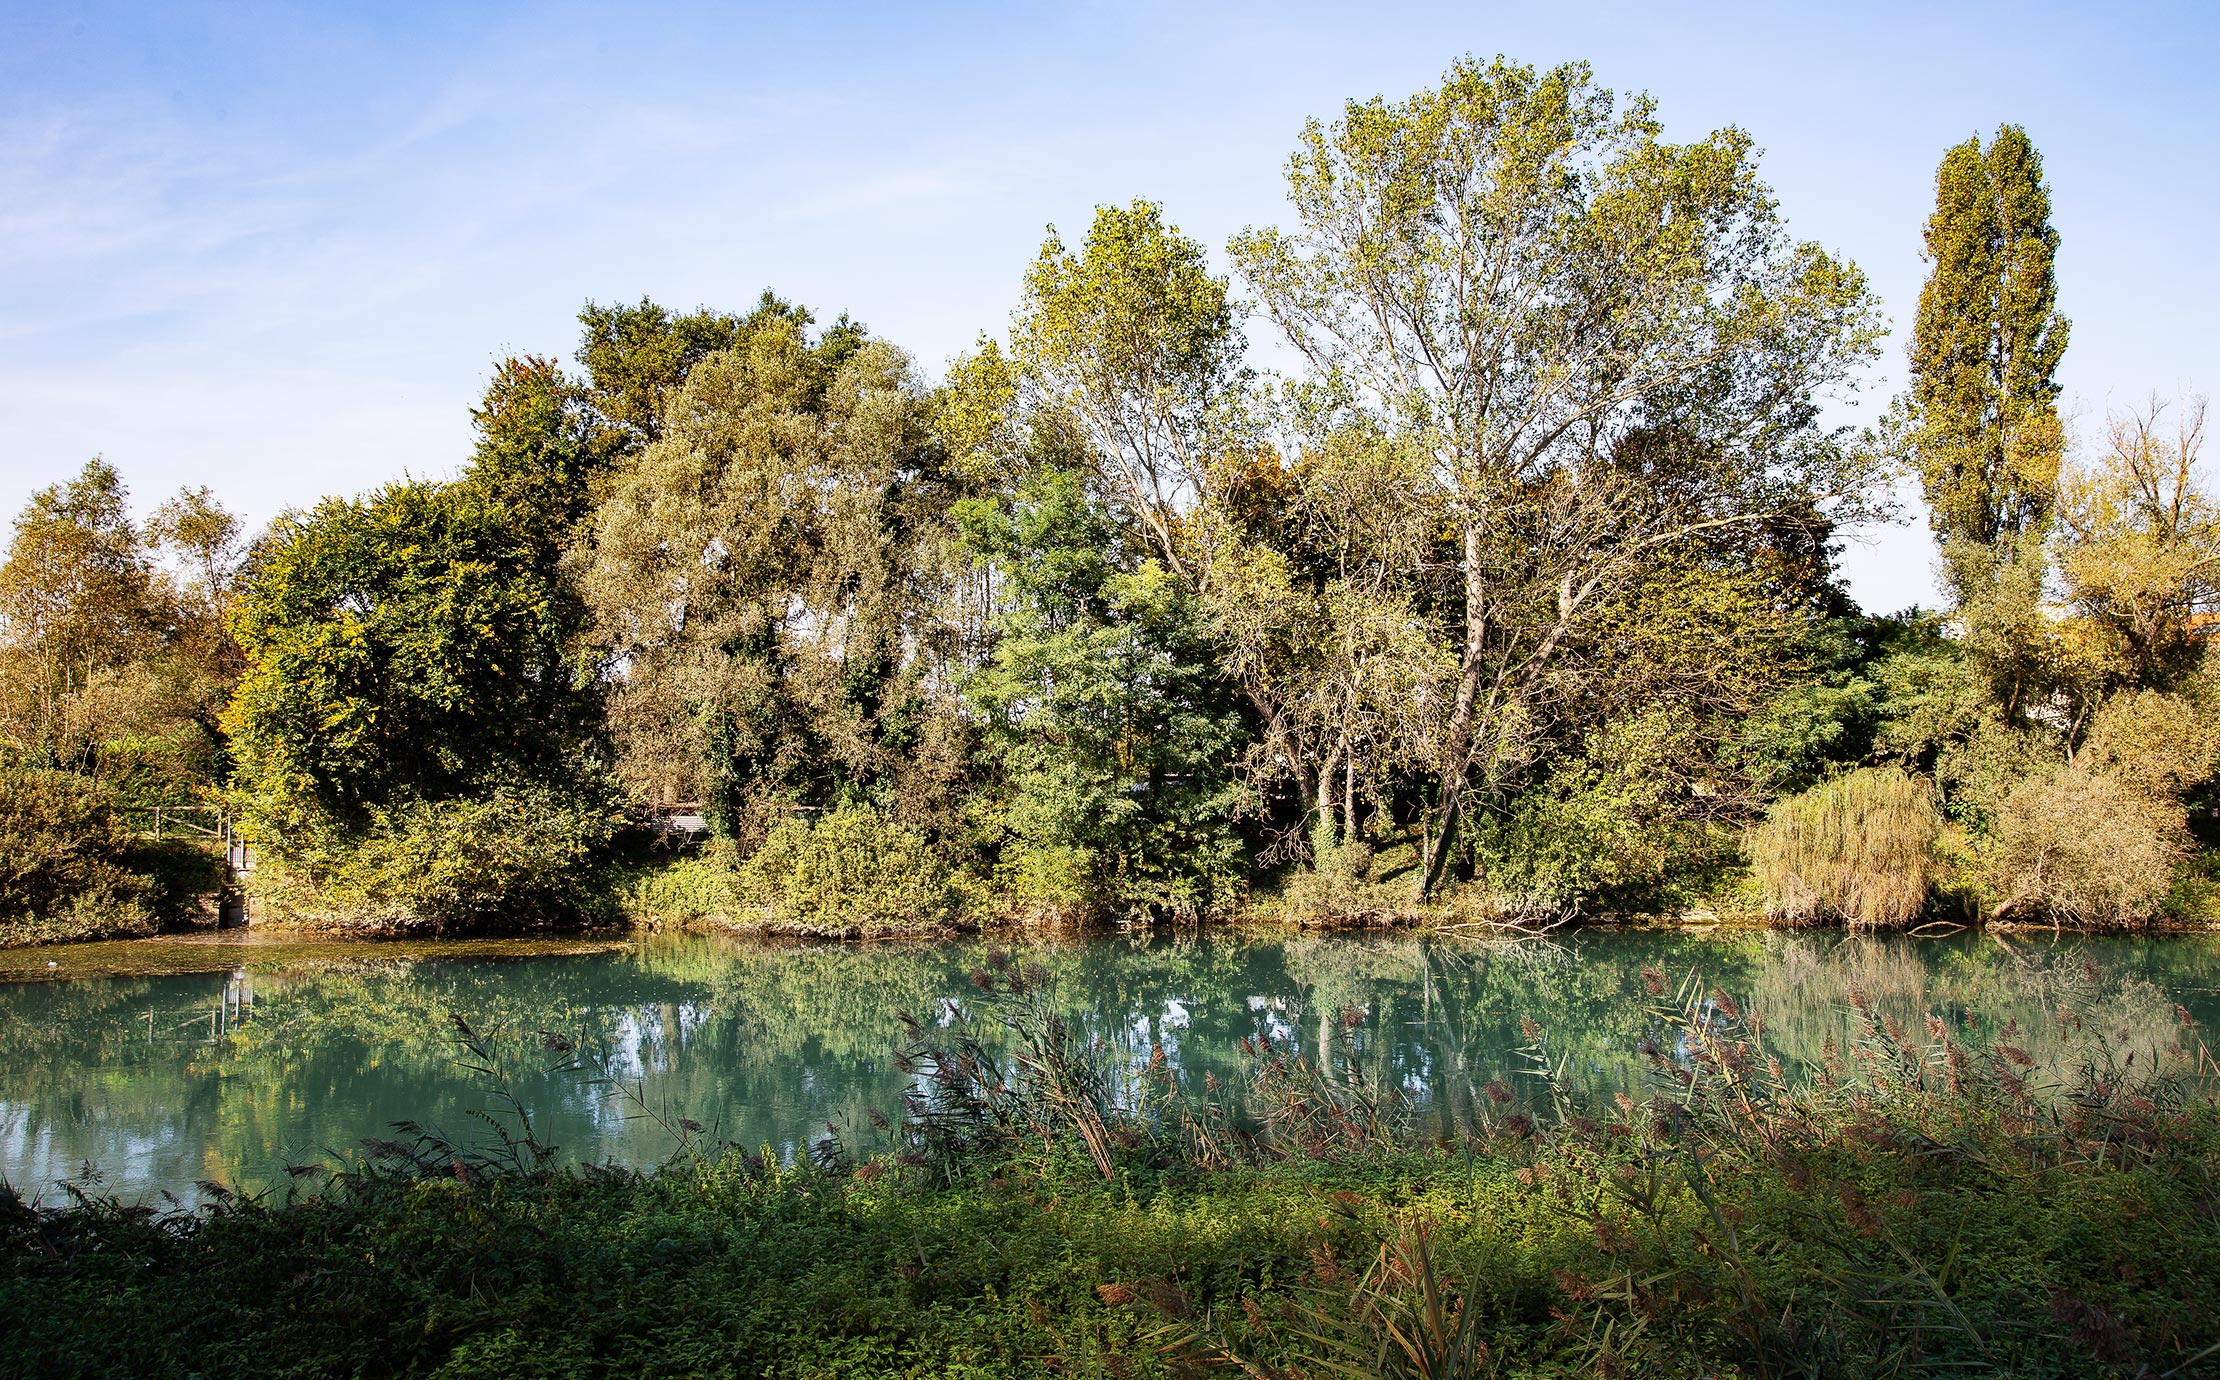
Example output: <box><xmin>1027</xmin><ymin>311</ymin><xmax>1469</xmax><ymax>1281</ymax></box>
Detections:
<box><xmin>462</xmin><ymin>354</ymin><xmax>609</xmax><ymax>534</ymax></box>
<box><xmin>573</xmin><ymin>291</ymin><xmax>862</xmax><ymax>453</ymax></box>
<box><xmin>0</xmin><ymin>461</ymin><xmax>159</xmax><ymax>719</ymax></box>
<box><xmin>224</xmin><ymin>478</ymin><xmax>602</xmax><ymax>831</ymax></box>
<box><xmin>1749</xmin><ymin>767</ymin><xmax>1941</xmax><ymax>927</ymax></box>
<box><xmin>1460</xmin><ymin>712</ymin><xmax>1728</xmax><ymax>916</ymax></box>
<box><xmin>253</xmin><ymin>776</ymin><xmax>624</xmax><ymax>932</ymax></box>
<box><xmin>608</xmin><ymin>849</ymin><xmax>745</xmax><ymax>927</ymax></box>
<box><xmin>738</xmin><ymin>805</ymin><xmax>958</xmax><ymax>935</ymax></box>
<box><xmin>2056</xmin><ymin>399</ymin><xmax>2220</xmax><ymax>693</ymax></box>
<box><xmin>1273</xmin><ymin>839</ymin><xmax>1410</xmax><ymax>927</ymax></box>
<box><xmin>1010</xmin><ymin>199</ymin><xmax>1245</xmax><ymax>566</ymax></box>
<box><xmin>961</xmin><ymin>470</ymin><xmax>1251</xmax><ymax>920</ymax></box>
<box><xmin>2081</xmin><ymin>687</ymin><xmax>2220</xmax><ymax>800</ymax></box>
<box><xmin>1906</xmin><ymin>124</ymin><xmax>2068</xmax><ymax>549</ymax></box>
<box><xmin>1230</xmin><ymin>54</ymin><xmax>1886</xmax><ymax>901</ymax></box>
<box><xmin>1736</xmin><ymin>614</ymin><xmax>1949</xmax><ymax>793</ymax></box>
<box><xmin>0</xmin><ymin>460</ymin><xmax>237</xmax><ymax>797</ymax></box>
<box><xmin>580</xmin><ymin>320</ymin><xmax>972</xmax><ymax>842</ymax></box>
<box><xmin>0</xmin><ymin>769</ymin><xmax>155</xmax><ymax>944</ymax></box>
<box><xmin>7</xmin><ymin>74</ymin><xmax>2202</xmax><ymax>941</ymax></box>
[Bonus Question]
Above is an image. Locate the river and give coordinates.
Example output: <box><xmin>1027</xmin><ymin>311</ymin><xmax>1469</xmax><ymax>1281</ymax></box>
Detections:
<box><xmin>3</xmin><ymin>927</ymin><xmax>2216</xmax><ymax>1204</ymax></box>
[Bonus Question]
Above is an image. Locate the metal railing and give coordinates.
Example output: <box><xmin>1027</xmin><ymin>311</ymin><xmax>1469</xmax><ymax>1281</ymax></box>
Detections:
<box><xmin>123</xmin><ymin>805</ymin><xmax>254</xmax><ymax>874</ymax></box>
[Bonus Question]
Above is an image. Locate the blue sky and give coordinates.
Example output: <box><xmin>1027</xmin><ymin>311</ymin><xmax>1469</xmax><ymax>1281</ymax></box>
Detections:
<box><xmin>4</xmin><ymin>0</ymin><xmax>2214</xmax><ymax>612</ymax></box>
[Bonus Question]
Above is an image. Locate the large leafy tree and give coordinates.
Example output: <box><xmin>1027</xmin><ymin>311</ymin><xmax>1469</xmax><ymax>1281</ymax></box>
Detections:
<box><xmin>578</xmin><ymin>319</ymin><xmax>972</xmax><ymax>839</ymax></box>
<box><xmin>576</xmin><ymin>292</ymin><xmax>865</xmax><ymax>456</ymax></box>
<box><xmin>1228</xmin><ymin>56</ymin><xmax>1884</xmax><ymax>899</ymax></box>
<box><xmin>1010</xmin><ymin>200</ymin><xmax>1247</xmax><ymax>578</ymax></box>
<box><xmin>1003</xmin><ymin>202</ymin><xmax>1423</xmax><ymax>845</ymax></box>
<box><xmin>222</xmin><ymin>479</ymin><xmax>602</xmax><ymax>828</ymax></box>
<box><xmin>1874</xmin><ymin>129</ymin><xmax>2071</xmax><ymax>728</ymax></box>
<box><xmin>959</xmin><ymin>468</ymin><xmax>1251</xmax><ymax>918</ymax></box>
<box><xmin>1906</xmin><ymin>124</ymin><xmax>2069</xmax><ymax>551</ymax></box>
<box><xmin>223</xmin><ymin>360</ymin><xmax>612</xmax><ymax>835</ymax></box>
<box><xmin>0</xmin><ymin>460</ymin><xmax>240</xmax><ymax>795</ymax></box>
<box><xmin>1201</xmin><ymin>430</ymin><xmax>1449</xmax><ymax>853</ymax></box>
<box><xmin>2057</xmin><ymin>397</ymin><xmax>2220</xmax><ymax>694</ymax></box>
<box><xmin>0</xmin><ymin>460</ymin><xmax>160</xmax><ymax>751</ymax></box>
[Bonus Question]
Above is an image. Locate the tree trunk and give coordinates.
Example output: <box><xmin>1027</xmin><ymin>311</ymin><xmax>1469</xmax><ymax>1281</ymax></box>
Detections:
<box><xmin>1344</xmin><ymin>751</ymin><xmax>1359</xmax><ymax>844</ymax></box>
<box><xmin>1417</xmin><ymin>521</ymin><xmax>1488</xmax><ymax>904</ymax></box>
<box><xmin>1311</xmin><ymin>739</ymin><xmax>1343</xmax><ymax>857</ymax></box>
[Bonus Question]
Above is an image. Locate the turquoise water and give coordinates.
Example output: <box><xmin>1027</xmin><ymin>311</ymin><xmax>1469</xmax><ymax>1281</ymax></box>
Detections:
<box><xmin>4</xmin><ymin>928</ymin><xmax>2216</xmax><ymax>1203</ymax></box>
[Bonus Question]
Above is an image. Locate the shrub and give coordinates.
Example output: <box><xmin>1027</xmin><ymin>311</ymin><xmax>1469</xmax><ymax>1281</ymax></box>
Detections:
<box><xmin>1461</xmin><ymin>711</ymin><xmax>1725</xmax><ymax>916</ymax></box>
<box><xmin>254</xmin><ymin>779</ymin><xmax>622</xmax><ymax>932</ymax></box>
<box><xmin>0</xmin><ymin>769</ymin><xmax>156</xmax><ymax>945</ymax></box>
<box><xmin>609</xmin><ymin>846</ymin><xmax>744</xmax><ymax>927</ymax></box>
<box><xmin>1749</xmin><ymin>767</ymin><xmax>1941</xmax><ymax>927</ymax></box>
<box><xmin>1983</xmin><ymin>763</ymin><xmax>2185</xmax><ymax>925</ymax></box>
<box><xmin>987</xmin><ymin>840</ymin><xmax>1100</xmax><ymax>926</ymax></box>
<box><xmin>1276</xmin><ymin>841</ymin><xmax>1411</xmax><ymax>927</ymax></box>
<box><xmin>740</xmin><ymin>805</ymin><xmax>957</xmax><ymax>935</ymax></box>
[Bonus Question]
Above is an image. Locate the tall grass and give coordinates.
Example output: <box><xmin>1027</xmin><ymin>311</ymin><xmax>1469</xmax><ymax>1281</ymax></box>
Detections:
<box><xmin>1103</xmin><ymin>959</ymin><xmax>2220</xmax><ymax>1378</ymax></box>
<box><xmin>889</xmin><ymin>951</ymin><xmax>1414</xmax><ymax>1184</ymax></box>
<box><xmin>1748</xmin><ymin>767</ymin><xmax>1941</xmax><ymax>928</ymax></box>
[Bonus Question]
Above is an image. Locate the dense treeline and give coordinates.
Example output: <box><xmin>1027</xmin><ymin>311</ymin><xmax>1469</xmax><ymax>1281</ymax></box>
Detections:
<box><xmin>3</xmin><ymin>58</ymin><xmax>2216</xmax><ymax>940</ymax></box>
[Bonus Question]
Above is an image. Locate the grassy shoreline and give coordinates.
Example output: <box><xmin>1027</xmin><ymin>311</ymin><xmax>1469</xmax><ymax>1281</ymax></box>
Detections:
<box><xmin>9</xmin><ymin>776</ymin><xmax>2219</xmax><ymax>950</ymax></box>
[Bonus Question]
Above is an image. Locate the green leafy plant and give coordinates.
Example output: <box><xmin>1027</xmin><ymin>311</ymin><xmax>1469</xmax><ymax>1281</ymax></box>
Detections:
<box><xmin>0</xmin><ymin>769</ymin><xmax>156</xmax><ymax>944</ymax></box>
<box><xmin>740</xmin><ymin>805</ymin><xmax>958</xmax><ymax>935</ymax></box>
<box><xmin>252</xmin><ymin>775</ymin><xmax>623</xmax><ymax>931</ymax></box>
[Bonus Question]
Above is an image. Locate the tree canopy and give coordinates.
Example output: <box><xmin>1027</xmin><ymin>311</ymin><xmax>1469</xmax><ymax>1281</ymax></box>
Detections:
<box><xmin>11</xmin><ymin>55</ymin><xmax>2215</xmax><ymax>938</ymax></box>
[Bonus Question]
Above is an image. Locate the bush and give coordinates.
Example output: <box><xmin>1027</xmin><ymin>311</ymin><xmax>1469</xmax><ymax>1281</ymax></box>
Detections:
<box><xmin>253</xmin><ymin>779</ymin><xmax>622</xmax><ymax>933</ymax></box>
<box><xmin>609</xmin><ymin>846</ymin><xmax>744</xmax><ymax>927</ymax></box>
<box><xmin>740</xmin><ymin>805</ymin><xmax>958</xmax><ymax>935</ymax></box>
<box><xmin>1983</xmin><ymin>764</ymin><xmax>2185</xmax><ymax>925</ymax></box>
<box><xmin>1749</xmin><ymin>767</ymin><xmax>1941</xmax><ymax>927</ymax></box>
<box><xmin>0</xmin><ymin>769</ymin><xmax>156</xmax><ymax>945</ymax></box>
<box><xmin>1275</xmin><ymin>840</ymin><xmax>1414</xmax><ymax>927</ymax></box>
<box><xmin>987</xmin><ymin>840</ymin><xmax>1100</xmax><ymax>926</ymax></box>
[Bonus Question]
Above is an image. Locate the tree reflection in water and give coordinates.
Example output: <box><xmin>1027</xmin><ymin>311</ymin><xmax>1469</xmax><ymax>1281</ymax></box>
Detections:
<box><xmin>3</xmin><ymin>929</ymin><xmax>2215</xmax><ymax>1204</ymax></box>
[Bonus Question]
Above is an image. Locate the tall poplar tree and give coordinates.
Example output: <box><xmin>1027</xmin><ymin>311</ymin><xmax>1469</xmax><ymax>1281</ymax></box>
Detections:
<box><xmin>1907</xmin><ymin>125</ymin><xmax>2069</xmax><ymax>550</ymax></box>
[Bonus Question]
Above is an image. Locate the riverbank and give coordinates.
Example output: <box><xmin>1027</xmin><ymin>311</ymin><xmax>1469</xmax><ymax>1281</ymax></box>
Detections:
<box><xmin>7</xmin><ymin>968</ymin><xmax>2218</xmax><ymax>1379</ymax></box>
<box><xmin>9</xmin><ymin>806</ymin><xmax>2220</xmax><ymax>954</ymax></box>
<box><xmin>12</xmin><ymin>864</ymin><xmax>2220</xmax><ymax>958</ymax></box>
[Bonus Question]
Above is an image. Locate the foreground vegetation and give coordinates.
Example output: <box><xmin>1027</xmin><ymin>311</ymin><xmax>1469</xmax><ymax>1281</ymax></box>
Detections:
<box><xmin>6</xmin><ymin>960</ymin><xmax>2218</xmax><ymax>1378</ymax></box>
<box><xmin>5</xmin><ymin>57</ymin><xmax>2217</xmax><ymax>943</ymax></box>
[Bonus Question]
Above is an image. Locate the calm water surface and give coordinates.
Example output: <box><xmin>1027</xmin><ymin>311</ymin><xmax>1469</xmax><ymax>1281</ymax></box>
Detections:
<box><xmin>4</xmin><ymin>928</ymin><xmax>2217</xmax><ymax>1203</ymax></box>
